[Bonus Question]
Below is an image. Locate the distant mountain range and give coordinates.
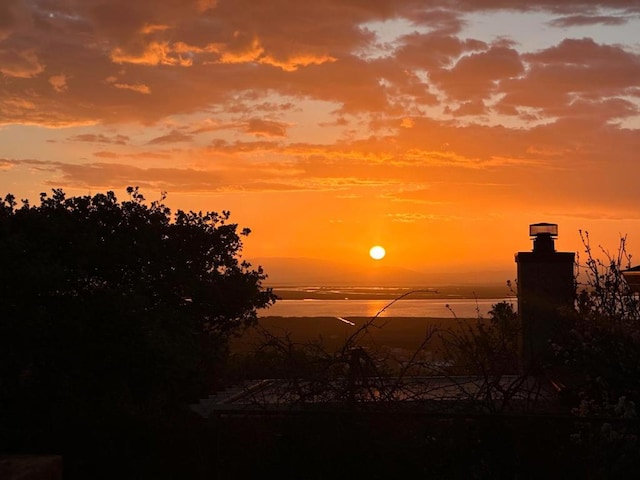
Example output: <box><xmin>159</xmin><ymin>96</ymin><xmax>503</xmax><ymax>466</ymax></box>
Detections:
<box><xmin>247</xmin><ymin>257</ymin><xmax>514</xmax><ymax>287</ymax></box>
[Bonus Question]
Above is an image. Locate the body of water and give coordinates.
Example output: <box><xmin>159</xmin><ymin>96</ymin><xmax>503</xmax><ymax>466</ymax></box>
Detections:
<box><xmin>260</xmin><ymin>297</ymin><xmax>515</xmax><ymax>319</ymax></box>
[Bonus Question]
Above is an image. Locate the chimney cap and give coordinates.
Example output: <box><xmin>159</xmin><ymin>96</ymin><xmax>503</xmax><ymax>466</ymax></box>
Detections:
<box><xmin>530</xmin><ymin>223</ymin><xmax>558</xmax><ymax>238</ymax></box>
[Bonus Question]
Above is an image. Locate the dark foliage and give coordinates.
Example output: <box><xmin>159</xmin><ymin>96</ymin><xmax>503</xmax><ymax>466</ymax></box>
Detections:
<box><xmin>442</xmin><ymin>300</ymin><xmax>520</xmax><ymax>377</ymax></box>
<box><xmin>553</xmin><ymin>232</ymin><xmax>640</xmax><ymax>416</ymax></box>
<box><xmin>0</xmin><ymin>187</ymin><xmax>274</xmax><ymax>467</ymax></box>
<box><xmin>198</xmin><ymin>411</ymin><xmax>637</xmax><ymax>479</ymax></box>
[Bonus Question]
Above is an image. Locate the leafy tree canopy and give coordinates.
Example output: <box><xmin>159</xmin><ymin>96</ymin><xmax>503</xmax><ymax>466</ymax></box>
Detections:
<box><xmin>0</xmin><ymin>187</ymin><xmax>275</xmax><ymax>440</ymax></box>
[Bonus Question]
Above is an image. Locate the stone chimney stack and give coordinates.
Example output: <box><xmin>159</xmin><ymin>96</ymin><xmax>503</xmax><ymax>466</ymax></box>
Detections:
<box><xmin>515</xmin><ymin>223</ymin><xmax>575</xmax><ymax>371</ymax></box>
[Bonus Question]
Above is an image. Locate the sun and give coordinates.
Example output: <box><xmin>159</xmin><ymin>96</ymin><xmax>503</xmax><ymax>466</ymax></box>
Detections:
<box><xmin>369</xmin><ymin>245</ymin><xmax>386</xmax><ymax>260</ymax></box>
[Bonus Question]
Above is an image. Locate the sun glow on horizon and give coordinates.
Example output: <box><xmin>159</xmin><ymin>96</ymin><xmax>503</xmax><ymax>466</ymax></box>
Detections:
<box><xmin>369</xmin><ymin>245</ymin><xmax>386</xmax><ymax>260</ymax></box>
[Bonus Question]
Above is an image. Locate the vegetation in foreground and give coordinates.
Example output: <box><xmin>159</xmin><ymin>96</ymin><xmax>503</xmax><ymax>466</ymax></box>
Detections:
<box><xmin>0</xmin><ymin>188</ymin><xmax>275</xmax><ymax>478</ymax></box>
<box><xmin>2</xmin><ymin>188</ymin><xmax>640</xmax><ymax>478</ymax></box>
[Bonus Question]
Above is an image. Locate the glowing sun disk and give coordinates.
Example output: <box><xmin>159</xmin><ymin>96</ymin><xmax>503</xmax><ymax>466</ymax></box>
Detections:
<box><xmin>369</xmin><ymin>245</ymin><xmax>386</xmax><ymax>260</ymax></box>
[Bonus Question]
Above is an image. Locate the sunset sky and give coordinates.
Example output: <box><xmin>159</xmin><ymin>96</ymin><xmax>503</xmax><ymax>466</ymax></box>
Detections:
<box><xmin>1</xmin><ymin>0</ymin><xmax>640</xmax><ymax>279</ymax></box>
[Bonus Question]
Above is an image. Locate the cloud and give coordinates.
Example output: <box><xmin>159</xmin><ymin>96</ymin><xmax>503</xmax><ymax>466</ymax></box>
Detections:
<box><xmin>554</xmin><ymin>211</ymin><xmax>640</xmax><ymax>221</ymax></box>
<box><xmin>49</xmin><ymin>74</ymin><xmax>69</xmax><ymax>92</ymax></box>
<box><xmin>259</xmin><ymin>52</ymin><xmax>337</xmax><ymax>72</ymax></box>
<box><xmin>497</xmin><ymin>38</ymin><xmax>640</xmax><ymax>119</ymax></box>
<box><xmin>207</xmin><ymin>139</ymin><xmax>282</xmax><ymax>154</ymax></box>
<box><xmin>112</xmin><ymin>82</ymin><xmax>151</xmax><ymax>94</ymax></box>
<box><xmin>147</xmin><ymin>130</ymin><xmax>193</xmax><ymax>144</ymax></box>
<box><xmin>68</xmin><ymin>134</ymin><xmax>130</xmax><ymax>145</ymax></box>
<box><xmin>548</xmin><ymin>14</ymin><xmax>628</xmax><ymax>27</ymax></box>
<box><xmin>0</xmin><ymin>0</ymin><xmax>634</xmax><ymax>129</ymax></box>
<box><xmin>93</xmin><ymin>150</ymin><xmax>173</xmax><ymax>159</ymax></box>
<box><xmin>394</xmin><ymin>32</ymin><xmax>486</xmax><ymax>70</ymax></box>
<box><xmin>139</xmin><ymin>23</ymin><xmax>171</xmax><ymax>35</ymax></box>
<box><xmin>0</xmin><ymin>0</ymin><xmax>30</xmax><ymax>42</ymax></box>
<box><xmin>196</xmin><ymin>0</ymin><xmax>217</xmax><ymax>13</ymax></box>
<box><xmin>430</xmin><ymin>45</ymin><xmax>525</xmax><ymax>101</ymax></box>
<box><xmin>27</xmin><ymin>160</ymin><xmax>308</xmax><ymax>193</ymax></box>
<box><xmin>386</xmin><ymin>212</ymin><xmax>437</xmax><ymax>223</ymax></box>
<box><xmin>400</xmin><ymin>118</ymin><xmax>414</xmax><ymax>128</ymax></box>
<box><xmin>0</xmin><ymin>158</ymin><xmax>16</xmax><ymax>170</ymax></box>
<box><xmin>110</xmin><ymin>41</ymin><xmax>194</xmax><ymax>66</ymax></box>
<box><xmin>446</xmin><ymin>100</ymin><xmax>487</xmax><ymax>117</ymax></box>
<box><xmin>208</xmin><ymin>33</ymin><xmax>265</xmax><ymax>64</ymax></box>
<box><xmin>0</xmin><ymin>0</ymin><xmax>393</xmax><ymax>123</ymax></box>
<box><xmin>245</xmin><ymin>119</ymin><xmax>288</xmax><ymax>137</ymax></box>
<box><xmin>0</xmin><ymin>48</ymin><xmax>44</xmax><ymax>78</ymax></box>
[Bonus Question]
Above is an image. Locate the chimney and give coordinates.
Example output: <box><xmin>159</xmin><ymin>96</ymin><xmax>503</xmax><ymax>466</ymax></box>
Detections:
<box><xmin>515</xmin><ymin>223</ymin><xmax>575</xmax><ymax>372</ymax></box>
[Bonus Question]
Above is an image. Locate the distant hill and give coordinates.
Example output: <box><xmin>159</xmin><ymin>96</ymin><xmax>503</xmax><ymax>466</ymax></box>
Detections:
<box><xmin>247</xmin><ymin>256</ymin><xmax>514</xmax><ymax>287</ymax></box>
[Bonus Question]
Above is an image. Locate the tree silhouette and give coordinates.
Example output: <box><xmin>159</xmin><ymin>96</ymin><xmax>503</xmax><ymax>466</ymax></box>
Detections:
<box><xmin>554</xmin><ymin>231</ymin><xmax>640</xmax><ymax>416</ymax></box>
<box><xmin>0</xmin><ymin>187</ymin><xmax>275</xmax><ymax>452</ymax></box>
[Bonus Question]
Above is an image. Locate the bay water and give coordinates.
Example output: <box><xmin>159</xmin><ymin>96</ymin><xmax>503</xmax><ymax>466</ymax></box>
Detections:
<box><xmin>260</xmin><ymin>297</ymin><xmax>515</xmax><ymax>319</ymax></box>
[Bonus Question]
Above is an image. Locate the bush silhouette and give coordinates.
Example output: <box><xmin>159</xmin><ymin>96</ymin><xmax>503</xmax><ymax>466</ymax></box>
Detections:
<box><xmin>0</xmin><ymin>187</ymin><xmax>275</xmax><ymax>464</ymax></box>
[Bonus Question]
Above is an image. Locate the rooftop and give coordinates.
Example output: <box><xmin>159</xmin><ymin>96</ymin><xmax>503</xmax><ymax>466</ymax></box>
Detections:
<box><xmin>191</xmin><ymin>375</ymin><xmax>558</xmax><ymax>418</ymax></box>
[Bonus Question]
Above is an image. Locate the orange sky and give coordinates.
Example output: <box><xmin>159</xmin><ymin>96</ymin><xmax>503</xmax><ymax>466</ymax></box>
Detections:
<box><xmin>1</xmin><ymin>0</ymin><xmax>640</xmax><ymax>279</ymax></box>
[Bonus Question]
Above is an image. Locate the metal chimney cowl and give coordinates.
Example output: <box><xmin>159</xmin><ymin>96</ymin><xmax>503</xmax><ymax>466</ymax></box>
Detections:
<box><xmin>530</xmin><ymin>222</ymin><xmax>558</xmax><ymax>254</ymax></box>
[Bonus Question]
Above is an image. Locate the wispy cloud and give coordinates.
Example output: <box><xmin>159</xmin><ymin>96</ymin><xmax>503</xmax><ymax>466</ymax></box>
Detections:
<box><xmin>68</xmin><ymin>134</ymin><xmax>130</xmax><ymax>145</ymax></box>
<box><xmin>548</xmin><ymin>15</ymin><xmax>629</xmax><ymax>27</ymax></box>
<box><xmin>148</xmin><ymin>130</ymin><xmax>193</xmax><ymax>144</ymax></box>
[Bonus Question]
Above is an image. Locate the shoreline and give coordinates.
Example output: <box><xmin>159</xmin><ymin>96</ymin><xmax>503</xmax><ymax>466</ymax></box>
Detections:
<box><xmin>270</xmin><ymin>284</ymin><xmax>514</xmax><ymax>301</ymax></box>
<box><xmin>233</xmin><ymin>316</ymin><xmax>477</xmax><ymax>354</ymax></box>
